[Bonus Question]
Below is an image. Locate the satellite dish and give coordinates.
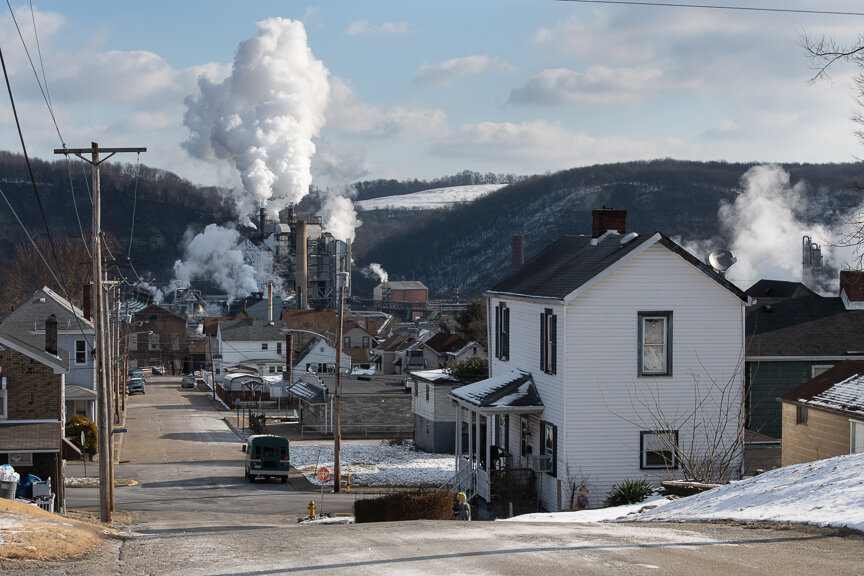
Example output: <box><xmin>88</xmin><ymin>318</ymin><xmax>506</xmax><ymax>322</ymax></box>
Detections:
<box><xmin>709</xmin><ymin>249</ymin><xmax>736</xmax><ymax>273</ymax></box>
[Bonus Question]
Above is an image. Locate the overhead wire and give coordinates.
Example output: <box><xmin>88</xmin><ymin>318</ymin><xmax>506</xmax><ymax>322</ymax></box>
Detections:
<box><xmin>557</xmin><ymin>1</ymin><xmax>864</xmax><ymax>17</ymax></box>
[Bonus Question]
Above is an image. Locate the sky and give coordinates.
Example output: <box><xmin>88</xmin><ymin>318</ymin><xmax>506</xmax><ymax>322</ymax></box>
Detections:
<box><xmin>2</xmin><ymin>0</ymin><xmax>864</xmax><ymax>194</ymax></box>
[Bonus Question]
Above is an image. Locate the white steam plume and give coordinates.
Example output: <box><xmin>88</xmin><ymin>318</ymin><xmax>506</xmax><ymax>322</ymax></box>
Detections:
<box><xmin>183</xmin><ymin>18</ymin><xmax>330</xmax><ymax>222</ymax></box>
<box><xmin>321</xmin><ymin>191</ymin><xmax>362</xmax><ymax>243</ymax></box>
<box><xmin>171</xmin><ymin>224</ymin><xmax>258</xmax><ymax>304</ymax></box>
<box><xmin>362</xmin><ymin>263</ymin><xmax>389</xmax><ymax>283</ymax></box>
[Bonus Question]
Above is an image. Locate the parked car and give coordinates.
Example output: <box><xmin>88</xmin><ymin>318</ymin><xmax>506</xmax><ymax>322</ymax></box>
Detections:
<box><xmin>181</xmin><ymin>376</ymin><xmax>196</xmax><ymax>389</ymax></box>
<box><xmin>129</xmin><ymin>368</ymin><xmax>145</xmax><ymax>381</ymax></box>
<box><xmin>243</xmin><ymin>435</ymin><xmax>290</xmax><ymax>483</ymax></box>
<box><xmin>127</xmin><ymin>378</ymin><xmax>146</xmax><ymax>395</ymax></box>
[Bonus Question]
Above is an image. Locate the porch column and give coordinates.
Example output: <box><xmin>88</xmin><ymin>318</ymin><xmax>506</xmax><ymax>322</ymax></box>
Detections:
<box><xmin>475</xmin><ymin>409</ymin><xmax>482</xmax><ymax>470</ymax></box>
<box><xmin>455</xmin><ymin>405</ymin><xmax>462</xmax><ymax>471</ymax></box>
<box><xmin>467</xmin><ymin>409</ymin><xmax>474</xmax><ymax>469</ymax></box>
<box><xmin>486</xmin><ymin>414</ymin><xmax>492</xmax><ymax>473</ymax></box>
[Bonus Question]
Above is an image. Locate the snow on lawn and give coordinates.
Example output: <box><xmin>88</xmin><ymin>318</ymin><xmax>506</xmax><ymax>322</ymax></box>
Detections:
<box><xmin>506</xmin><ymin>452</ymin><xmax>864</xmax><ymax>533</ymax></box>
<box><xmin>291</xmin><ymin>441</ymin><xmax>454</xmax><ymax>487</ymax></box>
<box><xmin>355</xmin><ymin>184</ymin><xmax>505</xmax><ymax>211</ymax></box>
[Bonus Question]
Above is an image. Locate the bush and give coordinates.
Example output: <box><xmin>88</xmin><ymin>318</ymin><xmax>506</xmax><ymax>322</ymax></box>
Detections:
<box><xmin>65</xmin><ymin>414</ymin><xmax>98</xmax><ymax>456</ymax></box>
<box><xmin>603</xmin><ymin>478</ymin><xmax>654</xmax><ymax>507</ymax></box>
<box><xmin>354</xmin><ymin>490</ymin><xmax>455</xmax><ymax>523</ymax></box>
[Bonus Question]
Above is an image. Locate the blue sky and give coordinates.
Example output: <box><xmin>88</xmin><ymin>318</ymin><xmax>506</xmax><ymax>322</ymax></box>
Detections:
<box><xmin>1</xmin><ymin>1</ymin><xmax>863</xmax><ymax>191</ymax></box>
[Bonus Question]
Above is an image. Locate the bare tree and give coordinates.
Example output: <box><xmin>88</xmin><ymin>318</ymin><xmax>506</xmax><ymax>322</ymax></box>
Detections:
<box><xmin>606</xmin><ymin>352</ymin><xmax>746</xmax><ymax>484</ymax></box>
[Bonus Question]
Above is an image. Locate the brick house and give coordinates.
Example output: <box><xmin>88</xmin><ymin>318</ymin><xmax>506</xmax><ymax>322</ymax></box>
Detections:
<box><xmin>779</xmin><ymin>360</ymin><xmax>864</xmax><ymax>466</ymax></box>
<box><xmin>129</xmin><ymin>304</ymin><xmax>188</xmax><ymax>374</ymax></box>
<box><xmin>0</xmin><ymin>316</ymin><xmax>68</xmax><ymax>511</ymax></box>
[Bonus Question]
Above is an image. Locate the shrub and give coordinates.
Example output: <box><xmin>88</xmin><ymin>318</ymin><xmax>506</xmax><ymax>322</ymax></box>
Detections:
<box><xmin>65</xmin><ymin>414</ymin><xmax>98</xmax><ymax>456</ymax></box>
<box><xmin>603</xmin><ymin>478</ymin><xmax>654</xmax><ymax>507</ymax></box>
<box><xmin>354</xmin><ymin>490</ymin><xmax>454</xmax><ymax>523</ymax></box>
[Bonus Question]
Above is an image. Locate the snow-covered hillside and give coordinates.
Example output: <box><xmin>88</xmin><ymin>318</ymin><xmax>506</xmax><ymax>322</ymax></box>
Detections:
<box><xmin>355</xmin><ymin>184</ymin><xmax>506</xmax><ymax>211</ymax></box>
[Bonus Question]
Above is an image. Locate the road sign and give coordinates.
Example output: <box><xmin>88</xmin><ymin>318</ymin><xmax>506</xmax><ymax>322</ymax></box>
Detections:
<box><xmin>113</xmin><ymin>428</ymin><xmax>127</xmax><ymax>433</ymax></box>
<box><xmin>316</xmin><ymin>467</ymin><xmax>330</xmax><ymax>482</ymax></box>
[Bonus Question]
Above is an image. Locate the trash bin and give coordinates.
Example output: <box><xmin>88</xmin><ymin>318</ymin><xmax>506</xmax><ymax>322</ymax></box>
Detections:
<box><xmin>0</xmin><ymin>480</ymin><xmax>17</xmax><ymax>499</ymax></box>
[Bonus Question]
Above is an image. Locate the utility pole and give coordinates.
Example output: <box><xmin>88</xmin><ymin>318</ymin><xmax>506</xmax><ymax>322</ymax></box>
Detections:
<box><xmin>333</xmin><ymin>264</ymin><xmax>347</xmax><ymax>493</ymax></box>
<box><xmin>55</xmin><ymin>143</ymin><xmax>145</xmax><ymax>523</ymax></box>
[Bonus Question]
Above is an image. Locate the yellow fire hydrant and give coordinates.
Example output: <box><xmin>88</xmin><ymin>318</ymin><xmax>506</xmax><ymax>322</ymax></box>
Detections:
<box><xmin>308</xmin><ymin>500</ymin><xmax>317</xmax><ymax>520</ymax></box>
<box><xmin>347</xmin><ymin>473</ymin><xmax>350</xmax><ymax>493</ymax></box>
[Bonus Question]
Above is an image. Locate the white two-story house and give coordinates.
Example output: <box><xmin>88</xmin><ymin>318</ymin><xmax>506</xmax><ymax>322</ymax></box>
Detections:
<box><xmin>215</xmin><ymin>316</ymin><xmax>287</xmax><ymax>381</ymax></box>
<box><xmin>450</xmin><ymin>209</ymin><xmax>749</xmax><ymax>512</ymax></box>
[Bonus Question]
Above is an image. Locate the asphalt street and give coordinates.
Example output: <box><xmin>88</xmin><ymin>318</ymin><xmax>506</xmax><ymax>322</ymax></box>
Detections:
<box><xmin>13</xmin><ymin>375</ymin><xmax>861</xmax><ymax>575</ymax></box>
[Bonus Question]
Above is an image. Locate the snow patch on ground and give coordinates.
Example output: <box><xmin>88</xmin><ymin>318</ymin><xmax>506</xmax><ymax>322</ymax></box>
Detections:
<box><xmin>291</xmin><ymin>441</ymin><xmax>454</xmax><ymax>487</ymax></box>
<box><xmin>506</xmin><ymin>452</ymin><xmax>864</xmax><ymax>533</ymax></box>
<box><xmin>355</xmin><ymin>184</ymin><xmax>505</xmax><ymax>211</ymax></box>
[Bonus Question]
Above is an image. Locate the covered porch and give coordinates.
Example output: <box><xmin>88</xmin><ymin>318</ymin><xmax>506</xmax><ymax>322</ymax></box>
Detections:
<box><xmin>448</xmin><ymin>370</ymin><xmax>543</xmax><ymax>503</ymax></box>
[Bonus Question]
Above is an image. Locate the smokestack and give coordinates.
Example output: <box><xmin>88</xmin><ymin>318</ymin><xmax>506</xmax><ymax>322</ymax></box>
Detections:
<box><xmin>83</xmin><ymin>284</ymin><xmax>92</xmax><ymax>322</ymax></box>
<box><xmin>512</xmin><ymin>235</ymin><xmax>524</xmax><ymax>271</ymax></box>
<box><xmin>268</xmin><ymin>282</ymin><xmax>273</xmax><ymax>323</ymax></box>
<box><xmin>592</xmin><ymin>207</ymin><xmax>627</xmax><ymax>239</ymax></box>
<box><xmin>45</xmin><ymin>314</ymin><xmax>58</xmax><ymax>356</ymax></box>
<box><xmin>296</xmin><ymin>220</ymin><xmax>308</xmax><ymax>310</ymax></box>
<box><xmin>260</xmin><ymin>208</ymin><xmax>267</xmax><ymax>241</ymax></box>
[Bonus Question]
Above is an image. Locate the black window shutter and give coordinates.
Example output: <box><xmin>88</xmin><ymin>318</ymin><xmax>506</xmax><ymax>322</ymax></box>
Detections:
<box><xmin>540</xmin><ymin>312</ymin><xmax>547</xmax><ymax>370</ymax></box>
<box><xmin>551</xmin><ymin>313</ymin><xmax>557</xmax><ymax>374</ymax></box>
<box><xmin>495</xmin><ymin>304</ymin><xmax>501</xmax><ymax>359</ymax></box>
<box><xmin>502</xmin><ymin>306</ymin><xmax>510</xmax><ymax>360</ymax></box>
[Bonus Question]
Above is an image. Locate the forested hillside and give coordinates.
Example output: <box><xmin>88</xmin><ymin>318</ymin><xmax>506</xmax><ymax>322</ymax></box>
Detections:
<box><xmin>1</xmin><ymin>152</ymin><xmax>861</xmax><ymax>302</ymax></box>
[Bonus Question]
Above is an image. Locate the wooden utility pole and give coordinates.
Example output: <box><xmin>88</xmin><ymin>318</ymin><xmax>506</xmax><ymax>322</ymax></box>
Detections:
<box><xmin>333</xmin><ymin>266</ymin><xmax>347</xmax><ymax>493</ymax></box>
<box><xmin>55</xmin><ymin>143</ymin><xmax>145</xmax><ymax>523</ymax></box>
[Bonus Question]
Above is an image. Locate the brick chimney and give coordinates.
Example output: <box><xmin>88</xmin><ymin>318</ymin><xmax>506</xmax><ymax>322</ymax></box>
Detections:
<box><xmin>45</xmin><ymin>314</ymin><xmax>58</xmax><ymax>355</ymax></box>
<box><xmin>840</xmin><ymin>270</ymin><xmax>864</xmax><ymax>302</ymax></box>
<box><xmin>592</xmin><ymin>207</ymin><xmax>627</xmax><ymax>238</ymax></box>
<box><xmin>83</xmin><ymin>284</ymin><xmax>92</xmax><ymax>322</ymax></box>
<box><xmin>512</xmin><ymin>235</ymin><xmax>524</xmax><ymax>271</ymax></box>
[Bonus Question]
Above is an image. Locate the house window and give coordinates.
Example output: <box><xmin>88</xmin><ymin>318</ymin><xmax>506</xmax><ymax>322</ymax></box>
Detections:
<box><xmin>812</xmin><ymin>365</ymin><xmax>833</xmax><ymax>378</ymax></box>
<box><xmin>797</xmin><ymin>405</ymin><xmax>808</xmax><ymax>426</ymax></box>
<box><xmin>277</xmin><ymin>343</ymin><xmax>282</xmax><ymax>354</ymax></box>
<box><xmin>638</xmin><ymin>312</ymin><xmax>672</xmax><ymax>376</ymax></box>
<box><xmin>148</xmin><ymin>333</ymin><xmax>160</xmax><ymax>351</ymax></box>
<box><xmin>362</xmin><ymin>336</ymin><xmax>370</xmax><ymax>348</ymax></box>
<box><xmin>425</xmin><ymin>384</ymin><xmax>430</xmax><ymax>402</ymax></box>
<box><xmin>129</xmin><ymin>333</ymin><xmax>138</xmax><ymax>350</ymax></box>
<box><xmin>262</xmin><ymin>343</ymin><xmax>268</xmax><ymax>350</ymax></box>
<box><xmin>494</xmin><ymin>302</ymin><xmax>509</xmax><ymax>361</ymax></box>
<box><xmin>8</xmin><ymin>453</ymin><xmax>32</xmax><ymax>466</ymax></box>
<box><xmin>640</xmin><ymin>430</ymin><xmax>679</xmax><ymax>469</ymax></box>
<box><xmin>852</xmin><ymin>420</ymin><xmax>864</xmax><ymax>454</ymax></box>
<box><xmin>540</xmin><ymin>309</ymin><xmax>557</xmax><ymax>374</ymax></box>
<box><xmin>540</xmin><ymin>420</ymin><xmax>557</xmax><ymax>476</ymax></box>
<box><xmin>520</xmin><ymin>418</ymin><xmax>529</xmax><ymax>456</ymax></box>
<box><xmin>343</xmin><ymin>336</ymin><xmax>351</xmax><ymax>348</ymax></box>
<box><xmin>269</xmin><ymin>366</ymin><xmax>276</xmax><ymax>373</ymax></box>
<box><xmin>75</xmin><ymin>340</ymin><xmax>87</xmax><ymax>364</ymax></box>
<box><xmin>414</xmin><ymin>381</ymin><xmax>418</xmax><ymax>397</ymax></box>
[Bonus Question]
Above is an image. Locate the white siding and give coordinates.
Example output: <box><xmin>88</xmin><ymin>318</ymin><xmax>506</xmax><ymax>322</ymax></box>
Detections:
<box><xmin>491</xmin><ymin>242</ymin><xmax>745</xmax><ymax>511</ymax></box>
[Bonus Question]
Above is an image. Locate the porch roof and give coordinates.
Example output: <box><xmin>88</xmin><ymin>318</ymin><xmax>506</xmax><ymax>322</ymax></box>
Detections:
<box><xmin>449</xmin><ymin>370</ymin><xmax>543</xmax><ymax>413</ymax></box>
<box><xmin>285</xmin><ymin>375</ymin><xmax>327</xmax><ymax>405</ymax></box>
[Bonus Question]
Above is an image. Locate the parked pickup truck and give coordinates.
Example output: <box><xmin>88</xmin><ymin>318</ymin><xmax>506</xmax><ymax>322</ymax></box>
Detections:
<box><xmin>126</xmin><ymin>378</ymin><xmax>146</xmax><ymax>395</ymax></box>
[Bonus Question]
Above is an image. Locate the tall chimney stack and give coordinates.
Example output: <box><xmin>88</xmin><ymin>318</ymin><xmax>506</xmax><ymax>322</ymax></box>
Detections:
<box><xmin>268</xmin><ymin>282</ymin><xmax>273</xmax><ymax>323</ymax></box>
<box><xmin>592</xmin><ymin>207</ymin><xmax>627</xmax><ymax>238</ymax></box>
<box><xmin>512</xmin><ymin>235</ymin><xmax>524</xmax><ymax>271</ymax></box>
<box><xmin>296</xmin><ymin>220</ymin><xmax>308</xmax><ymax>310</ymax></box>
<box><xmin>260</xmin><ymin>208</ymin><xmax>267</xmax><ymax>241</ymax></box>
<box><xmin>45</xmin><ymin>314</ymin><xmax>58</xmax><ymax>355</ymax></box>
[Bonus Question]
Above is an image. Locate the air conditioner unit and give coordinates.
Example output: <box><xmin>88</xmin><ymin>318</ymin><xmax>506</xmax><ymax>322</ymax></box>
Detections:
<box><xmin>531</xmin><ymin>455</ymin><xmax>552</xmax><ymax>473</ymax></box>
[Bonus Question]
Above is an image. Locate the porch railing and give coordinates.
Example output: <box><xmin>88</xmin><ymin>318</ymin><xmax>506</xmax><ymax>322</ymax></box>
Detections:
<box><xmin>437</xmin><ymin>464</ymin><xmax>476</xmax><ymax>499</ymax></box>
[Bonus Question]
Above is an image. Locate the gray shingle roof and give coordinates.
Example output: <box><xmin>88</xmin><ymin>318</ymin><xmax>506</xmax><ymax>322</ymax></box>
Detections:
<box><xmin>488</xmin><ymin>232</ymin><xmax>747</xmax><ymax>302</ymax></box>
<box><xmin>780</xmin><ymin>361</ymin><xmax>864</xmax><ymax>417</ymax></box>
<box><xmin>746</xmin><ymin>283</ymin><xmax>864</xmax><ymax>357</ymax></box>
<box><xmin>449</xmin><ymin>370</ymin><xmax>543</xmax><ymax>411</ymax></box>
<box><xmin>220</xmin><ymin>317</ymin><xmax>284</xmax><ymax>341</ymax></box>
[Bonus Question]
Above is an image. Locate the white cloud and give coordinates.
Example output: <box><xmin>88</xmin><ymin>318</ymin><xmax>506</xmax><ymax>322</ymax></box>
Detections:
<box><xmin>326</xmin><ymin>76</ymin><xmax>448</xmax><ymax>139</ymax></box>
<box><xmin>415</xmin><ymin>55</ymin><xmax>513</xmax><ymax>85</ymax></box>
<box><xmin>345</xmin><ymin>20</ymin><xmax>410</xmax><ymax>36</ymax></box>
<box><xmin>508</xmin><ymin>65</ymin><xmax>663</xmax><ymax>105</ymax></box>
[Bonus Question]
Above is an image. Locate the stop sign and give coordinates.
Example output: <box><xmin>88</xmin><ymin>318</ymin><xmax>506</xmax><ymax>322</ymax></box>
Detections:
<box><xmin>316</xmin><ymin>467</ymin><xmax>330</xmax><ymax>482</ymax></box>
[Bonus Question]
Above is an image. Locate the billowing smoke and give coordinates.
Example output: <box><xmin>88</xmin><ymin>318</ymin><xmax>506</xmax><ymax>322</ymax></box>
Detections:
<box><xmin>183</xmin><ymin>18</ymin><xmax>330</xmax><ymax>223</ymax></box>
<box><xmin>321</xmin><ymin>192</ymin><xmax>362</xmax><ymax>242</ymax></box>
<box><xmin>361</xmin><ymin>263</ymin><xmax>389</xmax><ymax>283</ymax></box>
<box><xmin>679</xmin><ymin>164</ymin><xmax>844</xmax><ymax>293</ymax></box>
<box><xmin>170</xmin><ymin>224</ymin><xmax>258</xmax><ymax>303</ymax></box>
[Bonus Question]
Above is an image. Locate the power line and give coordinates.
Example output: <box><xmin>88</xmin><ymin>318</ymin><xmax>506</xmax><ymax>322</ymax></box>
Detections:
<box><xmin>557</xmin><ymin>0</ymin><xmax>864</xmax><ymax>17</ymax></box>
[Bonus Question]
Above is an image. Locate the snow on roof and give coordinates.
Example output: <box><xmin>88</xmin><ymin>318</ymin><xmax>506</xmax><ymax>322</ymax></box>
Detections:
<box><xmin>805</xmin><ymin>372</ymin><xmax>864</xmax><ymax>417</ymax></box>
<box><xmin>410</xmin><ymin>369</ymin><xmax>458</xmax><ymax>382</ymax></box>
<box><xmin>449</xmin><ymin>370</ymin><xmax>543</xmax><ymax>411</ymax></box>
